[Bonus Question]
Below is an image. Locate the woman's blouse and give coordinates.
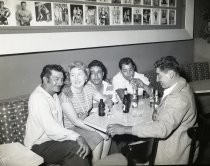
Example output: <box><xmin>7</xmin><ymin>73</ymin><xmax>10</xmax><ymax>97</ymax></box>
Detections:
<box><xmin>60</xmin><ymin>84</ymin><xmax>96</xmax><ymax>128</ymax></box>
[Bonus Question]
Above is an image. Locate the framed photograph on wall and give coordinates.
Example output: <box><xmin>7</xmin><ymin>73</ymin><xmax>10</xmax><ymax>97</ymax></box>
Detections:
<box><xmin>98</xmin><ymin>6</ymin><xmax>110</xmax><ymax>25</ymax></box>
<box><xmin>122</xmin><ymin>7</ymin><xmax>132</xmax><ymax>25</ymax></box>
<box><xmin>133</xmin><ymin>7</ymin><xmax>142</xmax><ymax>25</ymax></box>
<box><xmin>70</xmin><ymin>4</ymin><xmax>84</xmax><ymax>25</ymax></box>
<box><xmin>169</xmin><ymin>9</ymin><xmax>176</xmax><ymax>25</ymax></box>
<box><xmin>110</xmin><ymin>6</ymin><xmax>122</xmax><ymax>25</ymax></box>
<box><xmin>84</xmin><ymin>5</ymin><xmax>97</xmax><ymax>25</ymax></box>
<box><xmin>143</xmin><ymin>0</ymin><xmax>152</xmax><ymax>6</ymax></box>
<box><xmin>0</xmin><ymin>0</ymin><xmax>195</xmax><ymax>55</ymax></box>
<box><xmin>151</xmin><ymin>8</ymin><xmax>160</xmax><ymax>25</ymax></box>
<box><xmin>134</xmin><ymin>0</ymin><xmax>142</xmax><ymax>5</ymax></box>
<box><xmin>143</xmin><ymin>8</ymin><xmax>151</xmax><ymax>25</ymax></box>
<box><xmin>53</xmin><ymin>3</ymin><xmax>70</xmax><ymax>26</ymax></box>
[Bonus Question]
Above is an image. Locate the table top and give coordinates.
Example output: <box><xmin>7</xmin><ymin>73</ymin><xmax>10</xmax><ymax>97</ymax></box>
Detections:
<box><xmin>189</xmin><ymin>79</ymin><xmax>210</xmax><ymax>94</ymax></box>
<box><xmin>84</xmin><ymin>99</ymin><xmax>153</xmax><ymax>133</ymax></box>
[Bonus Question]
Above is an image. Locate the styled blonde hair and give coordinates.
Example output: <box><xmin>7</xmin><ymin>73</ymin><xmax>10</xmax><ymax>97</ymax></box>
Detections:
<box><xmin>67</xmin><ymin>61</ymin><xmax>90</xmax><ymax>78</ymax></box>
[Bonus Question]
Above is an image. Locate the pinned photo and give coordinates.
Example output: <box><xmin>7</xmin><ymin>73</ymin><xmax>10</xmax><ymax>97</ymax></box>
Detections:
<box><xmin>134</xmin><ymin>0</ymin><xmax>142</xmax><ymax>5</ymax></box>
<box><xmin>70</xmin><ymin>4</ymin><xmax>84</xmax><ymax>25</ymax></box>
<box><xmin>98</xmin><ymin>6</ymin><xmax>110</xmax><ymax>25</ymax></box>
<box><xmin>123</xmin><ymin>7</ymin><xmax>132</xmax><ymax>25</ymax></box>
<box><xmin>0</xmin><ymin>0</ymin><xmax>11</xmax><ymax>25</ymax></box>
<box><xmin>53</xmin><ymin>3</ymin><xmax>69</xmax><ymax>26</ymax></box>
<box><xmin>143</xmin><ymin>0</ymin><xmax>151</xmax><ymax>6</ymax></box>
<box><xmin>151</xmin><ymin>8</ymin><xmax>159</xmax><ymax>25</ymax></box>
<box><xmin>160</xmin><ymin>0</ymin><xmax>168</xmax><ymax>7</ymax></box>
<box><xmin>143</xmin><ymin>8</ymin><xmax>151</xmax><ymax>25</ymax></box>
<box><xmin>133</xmin><ymin>7</ymin><xmax>142</xmax><ymax>25</ymax></box>
<box><xmin>85</xmin><ymin>5</ymin><xmax>97</xmax><ymax>25</ymax></box>
<box><xmin>110</xmin><ymin>6</ymin><xmax>121</xmax><ymax>25</ymax></box>
<box><xmin>35</xmin><ymin>2</ymin><xmax>52</xmax><ymax>22</ymax></box>
<box><xmin>121</xmin><ymin>0</ymin><xmax>133</xmax><ymax>5</ymax></box>
<box><xmin>161</xmin><ymin>9</ymin><xmax>168</xmax><ymax>25</ymax></box>
<box><xmin>152</xmin><ymin>0</ymin><xmax>159</xmax><ymax>6</ymax></box>
<box><xmin>169</xmin><ymin>9</ymin><xmax>176</xmax><ymax>25</ymax></box>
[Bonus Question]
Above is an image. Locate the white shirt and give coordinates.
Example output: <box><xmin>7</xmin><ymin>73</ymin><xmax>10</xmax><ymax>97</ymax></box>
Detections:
<box><xmin>24</xmin><ymin>85</ymin><xmax>80</xmax><ymax>149</ymax></box>
<box><xmin>161</xmin><ymin>83</ymin><xmax>177</xmax><ymax>101</ymax></box>
<box><xmin>88</xmin><ymin>80</ymin><xmax>119</xmax><ymax>113</ymax></box>
<box><xmin>112</xmin><ymin>71</ymin><xmax>150</xmax><ymax>95</ymax></box>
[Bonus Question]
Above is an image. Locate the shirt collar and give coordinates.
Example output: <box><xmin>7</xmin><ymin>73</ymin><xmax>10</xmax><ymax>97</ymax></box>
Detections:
<box><xmin>162</xmin><ymin>83</ymin><xmax>177</xmax><ymax>101</ymax></box>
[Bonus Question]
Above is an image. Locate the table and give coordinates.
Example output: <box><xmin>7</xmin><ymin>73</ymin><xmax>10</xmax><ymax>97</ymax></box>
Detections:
<box><xmin>84</xmin><ymin>99</ymin><xmax>153</xmax><ymax>133</ymax></box>
<box><xmin>190</xmin><ymin>79</ymin><xmax>210</xmax><ymax>94</ymax></box>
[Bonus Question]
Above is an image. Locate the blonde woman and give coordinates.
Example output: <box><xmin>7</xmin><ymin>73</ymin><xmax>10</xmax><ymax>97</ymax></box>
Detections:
<box><xmin>59</xmin><ymin>61</ymin><xmax>112</xmax><ymax>164</ymax></box>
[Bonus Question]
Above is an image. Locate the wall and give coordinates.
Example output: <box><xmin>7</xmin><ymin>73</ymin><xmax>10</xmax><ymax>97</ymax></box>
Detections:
<box><xmin>194</xmin><ymin>0</ymin><xmax>210</xmax><ymax>64</ymax></box>
<box><xmin>0</xmin><ymin>40</ymin><xmax>194</xmax><ymax>100</ymax></box>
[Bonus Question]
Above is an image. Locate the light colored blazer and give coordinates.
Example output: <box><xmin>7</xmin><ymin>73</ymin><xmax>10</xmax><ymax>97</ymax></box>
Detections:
<box><xmin>132</xmin><ymin>77</ymin><xmax>197</xmax><ymax>165</ymax></box>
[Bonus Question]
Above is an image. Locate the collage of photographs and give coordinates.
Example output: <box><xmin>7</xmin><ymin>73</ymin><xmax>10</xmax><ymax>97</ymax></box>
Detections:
<box><xmin>0</xmin><ymin>0</ymin><xmax>177</xmax><ymax>26</ymax></box>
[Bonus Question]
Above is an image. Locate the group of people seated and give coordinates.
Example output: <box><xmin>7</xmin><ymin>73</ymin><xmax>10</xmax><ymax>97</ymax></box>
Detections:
<box><xmin>24</xmin><ymin>56</ymin><xmax>197</xmax><ymax>166</ymax></box>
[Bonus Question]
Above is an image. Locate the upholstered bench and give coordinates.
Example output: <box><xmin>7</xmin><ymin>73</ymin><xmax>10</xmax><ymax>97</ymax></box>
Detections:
<box><xmin>0</xmin><ymin>95</ymin><xmax>44</xmax><ymax>166</ymax></box>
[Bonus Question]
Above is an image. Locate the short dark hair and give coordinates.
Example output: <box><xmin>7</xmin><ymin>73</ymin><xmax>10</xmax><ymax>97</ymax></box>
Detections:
<box><xmin>119</xmin><ymin>57</ymin><xmax>136</xmax><ymax>71</ymax></box>
<box><xmin>21</xmin><ymin>1</ymin><xmax>26</xmax><ymax>5</ymax></box>
<box><xmin>88</xmin><ymin>60</ymin><xmax>107</xmax><ymax>79</ymax></box>
<box><xmin>0</xmin><ymin>1</ymin><xmax>4</xmax><ymax>4</ymax></box>
<box><xmin>154</xmin><ymin>56</ymin><xmax>180</xmax><ymax>74</ymax></box>
<box><xmin>40</xmin><ymin>64</ymin><xmax>66</xmax><ymax>83</ymax></box>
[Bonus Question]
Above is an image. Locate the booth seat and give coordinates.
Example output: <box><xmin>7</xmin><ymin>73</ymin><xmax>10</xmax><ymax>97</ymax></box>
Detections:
<box><xmin>0</xmin><ymin>62</ymin><xmax>209</xmax><ymax>165</ymax></box>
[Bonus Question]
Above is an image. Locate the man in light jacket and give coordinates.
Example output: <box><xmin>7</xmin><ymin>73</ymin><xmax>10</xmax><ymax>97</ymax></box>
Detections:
<box><xmin>107</xmin><ymin>56</ymin><xmax>197</xmax><ymax>165</ymax></box>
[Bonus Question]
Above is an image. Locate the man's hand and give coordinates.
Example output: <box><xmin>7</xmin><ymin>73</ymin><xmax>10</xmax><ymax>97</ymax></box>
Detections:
<box><xmin>107</xmin><ymin>124</ymin><xmax>132</xmax><ymax>137</ymax></box>
<box><xmin>130</xmin><ymin>78</ymin><xmax>144</xmax><ymax>89</ymax></box>
<box><xmin>76</xmin><ymin>136</ymin><xmax>90</xmax><ymax>159</ymax></box>
<box><xmin>105</xmin><ymin>98</ymin><xmax>114</xmax><ymax>109</ymax></box>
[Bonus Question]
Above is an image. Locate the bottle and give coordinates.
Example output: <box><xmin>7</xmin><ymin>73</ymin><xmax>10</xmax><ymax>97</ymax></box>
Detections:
<box><xmin>123</xmin><ymin>88</ymin><xmax>130</xmax><ymax>113</ymax></box>
<box><xmin>98</xmin><ymin>99</ymin><xmax>105</xmax><ymax>116</ymax></box>
<box><xmin>131</xmin><ymin>87</ymin><xmax>138</xmax><ymax>108</ymax></box>
<box><xmin>154</xmin><ymin>90</ymin><xmax>159</xmax><ymax>109</ymax></box>
<box><xmin>149</xmin><ymin>88</ymin><xmax>154</xmax><ymax>107</ymax></box>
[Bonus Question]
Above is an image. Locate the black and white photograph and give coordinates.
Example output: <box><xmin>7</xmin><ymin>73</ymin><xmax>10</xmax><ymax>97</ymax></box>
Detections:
<box><xmin>160</xmin><ymin>9</ymin><xmax>168</xmax><ymax>25</ymax></box>
<box><xmin>122</xmin><ymin>7</ymin><xmax>132</xmax><ymax>25</ymax></box>
<box><xmin>70</xmin><ymin>4</ymin><xmax>83</xmax><ymax>25</ymax></box>
<box><xmin>111</xmin><ymin>0</ymin><xmax>121</xmax><ymax>4</ymax></box>
<box><xmin>15</xmin><ymin>1</ymin><xmax>33</xmax><ymax>26</ymax></box>
<box><xmin>143</xmin><ymin>8</ymin><xmax>151</xmax><ymax>25</ymax></box>
<box><xmin>98</xmin><ymin>6</ymin><xmax>110</xmax><ymax>25</ymax></box>
<box><xmin>160</xmin><ymin>0</ymin><xmax>168</xmax><ymax>7</ymax></box>
<box><xmin>84</xmin><ymin>5</ymin><xmax>97</xmax><ymax>25</ymax></box>
<box><xmin>121</xmin><ymin>0</ymin><xmax>133</xmax><ymax>5</ymax></box>
<box><xmin>97</xmin><ymin>0</ymin><xmax>111</xmax><ymax>3</ymax></box>
<box><xmin>169</xmin><ymin>9</ymin><xmax>175</xmax><ymax>25</ymax></box>
<box><xmin>152</xmin><ymin>0</ymin><xmax>159</xmax><ymax>6</ymax></box>
<box><xmin>169</xmin><ymin>0</ymin><xmax>176</xmax><ymax>7</ymax></box>
<box><xmin>0</xmin><ymin>0</ymin><xmax>11</xmax><ymax>25</ymax></box>
<box><xmin>133</xmin><ymin>7</ymin><xmax>142</xmax><ymax>25</ymax></box>
<box><xmin>110</xmin><ymin>6</ymin><xmax>121</xmax><ymax>25</ymax></box>
<box><xmin>35</xmin><ymin>2</ymin><xmax>52</xmax><ymax>23</ymax></box>
<box><xmin>53</xmin><ymin>3</ymin><xmax>69</xmax><ymax>26</ymax></box>
<box><xmin>86</xmin><ymin>0</ymin><xmax>97</xmax><ymax>2</ymax></box>
<box><xmin>151</xmin><ymin>8</ymin><xmax>159</xmax><ymax>25</ymax></box>
<box><xmin>143</xmin><ymin>0</ymin><xmax>151</xmax><ymax>6</ymax></box>
<box><xmin>134</xmin><ymin>0</ymin><xmax>141</xmax><ymax>5</ymax></box>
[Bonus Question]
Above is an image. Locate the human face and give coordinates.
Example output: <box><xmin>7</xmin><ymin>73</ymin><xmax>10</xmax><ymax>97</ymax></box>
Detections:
<box><xmin>120</xmin><ymin>63</ymin><xmax>135</xmax><ymax>81</ymax></box>
<box><xmin>90</xmin><ymin>66</ymin><xmax>104</xmax><ymax>86</ymax></box>
<box><xmin>70</xmin><ymin>67</ymin><xmax>87</xmax><ymax>89</ymax></box>
<box><xmin>156</xmin><ymin>67</ymin><xmax>171</xmax><ymax>89</ymax></box>
<box><xmin>45</xmin><ymin>70</ymin><xmax>64</xmax><ymax>95</ymax></box>
<box><xmin>21</xmin><ymin>3</ymin><xmax>26</xmax><ymax>10</ymax></box>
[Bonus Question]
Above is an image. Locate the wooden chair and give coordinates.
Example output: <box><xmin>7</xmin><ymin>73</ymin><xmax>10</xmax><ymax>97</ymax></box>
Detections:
<box><xmin>187</xmin><ymin>114</ymin><xmax>210</xmax><ymax>165</ymax></box>
<box><xmin>94</xmin><ymin>138</ymin><xmax>159</xmax><ymax>166</ymax></box>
